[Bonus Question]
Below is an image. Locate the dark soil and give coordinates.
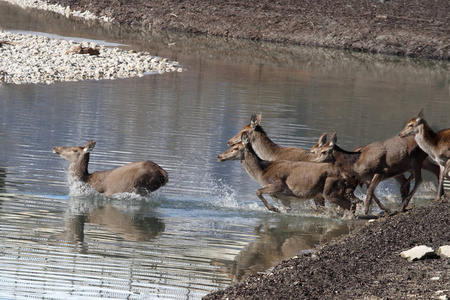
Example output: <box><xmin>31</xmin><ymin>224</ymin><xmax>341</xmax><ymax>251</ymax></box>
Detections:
<box><xmin>46</xmin><ymin>1</ymin><xmax>450</xmax><ymax>298</ymax></box>
<box><xmin>48</xmin><ymin>0</ymin><xmax>450</xmax><ymax>60</ymax></box>
<box><xmin>204</xmin><ymin>199</ymin><xmax>450</xmax><ymax>299</ymax></box>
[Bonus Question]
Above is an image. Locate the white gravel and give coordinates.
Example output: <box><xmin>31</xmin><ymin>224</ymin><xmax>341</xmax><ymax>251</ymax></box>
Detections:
<box><xmin>0</xmin><ymin>0</ymin><xmax>182</xmax><ymax>84</ymax></box>
<box><xmin>0</xmin><ymin>31</ymin><xmax>182</xmax><ymax>84</ymax></box>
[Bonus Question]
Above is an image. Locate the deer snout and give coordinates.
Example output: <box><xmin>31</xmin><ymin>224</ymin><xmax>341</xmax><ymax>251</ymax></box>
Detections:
<box><xmin>217</xmin><ymin>155</ymin><xmax>224</xmax><ymax>162</ymax></box>
<box><xmin>53</xmin><ymin>147</ymin><xmax>62</xmax><ymax>155</ymax></box>
<box><xmin>398</xmin><ymin>130</ymin><xmax>410</xmax><ymax>138</ymax></box>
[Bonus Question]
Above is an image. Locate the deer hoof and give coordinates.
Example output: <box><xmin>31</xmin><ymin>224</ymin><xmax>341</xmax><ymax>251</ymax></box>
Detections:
<box><xmin>270</xmin><ymin>206</ymin><xmax>281</xmax><ymax>213</ymax></box>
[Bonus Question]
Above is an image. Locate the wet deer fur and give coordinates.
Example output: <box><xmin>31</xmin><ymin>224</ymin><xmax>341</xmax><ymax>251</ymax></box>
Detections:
<box><xmin>399</xmin><ymin>108</ymin><xmax>450</xmax><ymax>200</ymax></box>
<box><xmin>53</xmin><ymin>140</ymin><xmax>168</xmax><ymax>196</ymax></box>
<box><xmin>218</xmin><ymin>132</ymin><xmax>358</xmax><ymax>213</ymax></box>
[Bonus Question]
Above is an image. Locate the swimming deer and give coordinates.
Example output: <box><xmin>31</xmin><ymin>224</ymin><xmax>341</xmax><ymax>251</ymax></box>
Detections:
<box><xmin>53</xmin><ymin>140</ymin><xmax>168</xmax><ymax>196</ymax></box>
<box><xmin>314</xmin><ymin>132</ymin><xmax>440</xmax><ymax>214</ymax></box>
<box><xmin>218</xmin><ymin>132</ymin><xmax>359</xmax><ymax>213</ymax></box>
<box><xmin>227</xmin><ymin>113</ymin><xmax>324</xmax><ymax>162</ymax></box>
<box><xmin>399</xmin><ymin>109</ymin><xmax>450</xmax><ymax>200</ymax></box>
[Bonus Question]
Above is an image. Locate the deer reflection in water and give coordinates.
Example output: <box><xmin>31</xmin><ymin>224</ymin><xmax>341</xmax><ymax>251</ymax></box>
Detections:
<box><xmin>64</xmin><ymin>196</ymin><xmax>165</xmax><ymax>250</ymax></box>
<box><xmin>211</xmin><ymin>219</ymin><xmax>364</xmax><ymax>283</ymax></box>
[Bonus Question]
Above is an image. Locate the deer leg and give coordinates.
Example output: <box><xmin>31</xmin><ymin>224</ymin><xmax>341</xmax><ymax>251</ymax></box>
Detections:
<box><xmin>322</xmin><ymin>177</ymin><xmax>352</xmax><ymax>211</ymax></box>
<box><xmin>279</xmin><ymin>197</ymin><xmax>292</xmax><ymax>211</ymax></box>
<box><xmin>365</xmin><ymin>174</ymin><xmax>389</xmax><ymax>215</ymax></box>
<box><xmin>436</xmin><ymin>164</ymin><xmax>447</xmax><ymax>201</ymax></box>
<box><xmin>436</xmin><ymin>160</ymin><xmax>450</xmax><ymax>200</ymax></box>
<box><xmin>399</xmin><ymin>163</ymin><xmax>423</xmax><ymax>211</ymax></box>
<box><xmin>442</xmin><ymin>160</ymin><xmax>450</xmax><ymax>196</ymax></box>
<box><xmin>422</xmin><ymin>158</ymin><xmax>445</xmax><ymax>195</ymax></box>
<box><xmin>256</xmin><ymin>185</ymin><xmax>280</xmax><ymax>213</ymax></box>
<box><xmin>371</xmin><ymin>194</ymin><xmax>390</xmax><ymax>214</ymax></box>
<box><xmin>393</xmin><ymin>174</ymin><xmax>411</xmax><ymax>199</ymax></box>
<box><xmin>270</xmin><ymin>196</ymin><xmax>292</xmax><ymax>211</ymax></box>
<box><xmin>313</xmin><ymin>195</ymin><xmax>325</xmax><ymax>207</ymax></box>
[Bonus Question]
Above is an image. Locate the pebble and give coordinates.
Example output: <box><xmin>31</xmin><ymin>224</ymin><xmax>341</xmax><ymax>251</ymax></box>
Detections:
<box><xmin>437</xmin><ymin>245</ymin><xmax>450</xmax><ymax>259</ymax></box>
<box><xmin>0</xmin><ymin>31</ymin><xmax>182</xmax><ymax>84</ymax></box>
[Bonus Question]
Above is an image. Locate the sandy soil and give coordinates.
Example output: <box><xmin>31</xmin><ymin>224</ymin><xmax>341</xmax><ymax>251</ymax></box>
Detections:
<box><xmin>47</xmin><ymin>0</ymin><xmax>450</xmax><ymax>61</ymax></box>
<box><xmin>39</xmin><ymin>1</ymin><xmax>450</xmax><ymax>298</ymax></box>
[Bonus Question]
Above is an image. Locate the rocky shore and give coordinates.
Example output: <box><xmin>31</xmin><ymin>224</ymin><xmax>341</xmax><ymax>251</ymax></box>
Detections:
<box><xmin>205</xmin><ymin>199</ymin><xmax>450</xmax><ymax>300</ymax></box>
<box><xmin>0</xmin><ymin>31</ymin><xmax>181</xmax><ymax>84</ymax></box>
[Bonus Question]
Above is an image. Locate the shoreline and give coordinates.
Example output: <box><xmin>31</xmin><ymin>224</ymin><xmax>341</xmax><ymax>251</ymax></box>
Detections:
<box><xmin>44</xmin><ymin>0</ymin><xmax>450</xmax><ymax>61</ymax></box>
<box><xmin>2</xmin><ymin>0</ymin><xmax>450</xmax><ymax>61</ymax></box>
<box><xmin>0</xmin><ymin>31</ymin><xmax>181</xmax><ymax>84</ymax></box>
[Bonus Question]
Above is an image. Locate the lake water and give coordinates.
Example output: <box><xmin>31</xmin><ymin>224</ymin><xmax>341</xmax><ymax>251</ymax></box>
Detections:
<box><xmin>1</xmin><ymin>2</ymin><xmax>450</xmax><ymax>299</ymax></box>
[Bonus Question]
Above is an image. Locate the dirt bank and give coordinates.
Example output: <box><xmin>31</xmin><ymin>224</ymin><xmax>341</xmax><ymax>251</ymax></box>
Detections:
<box><xmin>205</xmin><ymin>199</ymin><xmax>450</xmax><ymax>299</ymax></box>
<box><xmin>48</xmin><ymin>0</ymin><xmax>450</xmax><ymax>61</ymax></box>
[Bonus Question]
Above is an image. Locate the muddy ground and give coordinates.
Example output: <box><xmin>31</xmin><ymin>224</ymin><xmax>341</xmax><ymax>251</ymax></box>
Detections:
<box><xmin>43</xmin><ymin>0</ymin><xmax>450</xmax><ymax>298</ymax></box>
<box><xmin>48</xmin><ymin>0</ymin><xmax>450</xmax><ymax>61</ymax></box>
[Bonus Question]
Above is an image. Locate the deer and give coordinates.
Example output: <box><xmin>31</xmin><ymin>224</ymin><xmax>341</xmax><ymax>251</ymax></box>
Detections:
<box><xmin>226</xmin><ymin>113</ymin><xmax>418</xmax><ymax>206</ymax></box>
<box><xmin>314</xmin><ymin>132</ymin><xmax>441</xmax><ymax>214</ymax></box>
<box><xmin>226</xmin><ymin>114</ymin><xmax>333</xmax><ymax>207</ymax></box>
<box><xmin>53</xmin><ymin>140</ymin><xmax>168</xmax><ymax>196</ymax></box>
<box><xmin>227</xmin><ymin>113</ymin><xmax>326</xmax><ymax>162</ymax></box>
<box><xmin>218</xmin><ymin>132</ymin><xmax>360</xmax><ymax>213</ymax></box>
<box><xmin>399</xmin><ymin>109</ymin><xmax>450</xmax><ymax>200</ymax></box>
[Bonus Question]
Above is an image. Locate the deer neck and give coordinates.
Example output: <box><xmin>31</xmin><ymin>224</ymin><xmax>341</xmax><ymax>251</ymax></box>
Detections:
<box><xmin>242</xmin><ymin>144</ymin><xmax>270</xmax><ymax>183</ymax></box>
<box><xmin>249</xmin><ymin>127</ymin><xmax>282</xmax><ymax>161</ymax></box>
<box><xmin>415</xmin><ymin>123</ymin><xmax>438</xmax><ymax>159</ymax></box>
<box><xmin>69</xmin><ymin>154</ymin><xmax>91</xmax><ymax>182</ymax></box>
<box><xmin>332</xmin><ymin>145</ymin><xmax>361</xmax><ymax>176</ymax></box>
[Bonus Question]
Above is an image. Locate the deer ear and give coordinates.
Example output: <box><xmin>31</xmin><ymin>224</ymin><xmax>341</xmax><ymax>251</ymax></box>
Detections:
<box><xmin>250</xmin><ymin>113</ymin><xmax>261</xmax><ymax>128</ymax></box>
<box><xmin>318</xmin><ymin>132</ymin><xmax>327</xmax><ymax>147</ymax></box>
<box><xmin>329</xmin><ymin>132</ymin><xmax>337</xmax><ymax>147</ymax></box>
<box><xmin>418</xmin><ymin>108</ymin><xmax>424</xmax><ymax>117</ymax></box>
<box><xmin>241</xmin><ymin>132</ymin><xmax>249</xmax><ymax>145</ymax></box>
<box><xmin>84</xmin><ymin>140</ymin><xmax>96</xmax><ymax>153</ymax></box>
<box><xmin>416</xmin><ymin>108</ymin><xmax>423</xmax><ymax>122</ymax></box>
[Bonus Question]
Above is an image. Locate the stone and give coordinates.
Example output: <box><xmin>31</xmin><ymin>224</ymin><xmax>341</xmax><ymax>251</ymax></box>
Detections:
<box><xmin>400</xmin><ymin>245</ymin><xmax>437</xmax><ymax>262</ymax></box>
<box><xmin>437</xmin><ymin>245</ymin><xmax>450</xmax><ymax>259</ymax></box>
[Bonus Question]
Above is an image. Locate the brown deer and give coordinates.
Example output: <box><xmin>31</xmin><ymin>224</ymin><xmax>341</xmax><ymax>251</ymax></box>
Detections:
<box><xmin>227</xmin><ymin>113</ymin><xmax>413</xmax><ymax>203</ymax></box>
<box><xmin>399</xmin><ymin>109</ymin><xmax>450</xmax><ymax>200</ymax></box>
<box><xmin>53</xmin><ymin>140</ymin><xmax>168</xmax><ymax>196</ymax></box>
<box><xmin>314</xmin><ymin>132</ymin><xmax>440</xmax><ymax>214</ymax></box>
<box><xmin>227</xmin><ymin>113</ymin><xmax>325</xmax><ymax>162</ymax></box>
<box><xmin>218</xmin><ymin>132</ymin><xmax>359</xmax><ymax>213</ymax></box>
